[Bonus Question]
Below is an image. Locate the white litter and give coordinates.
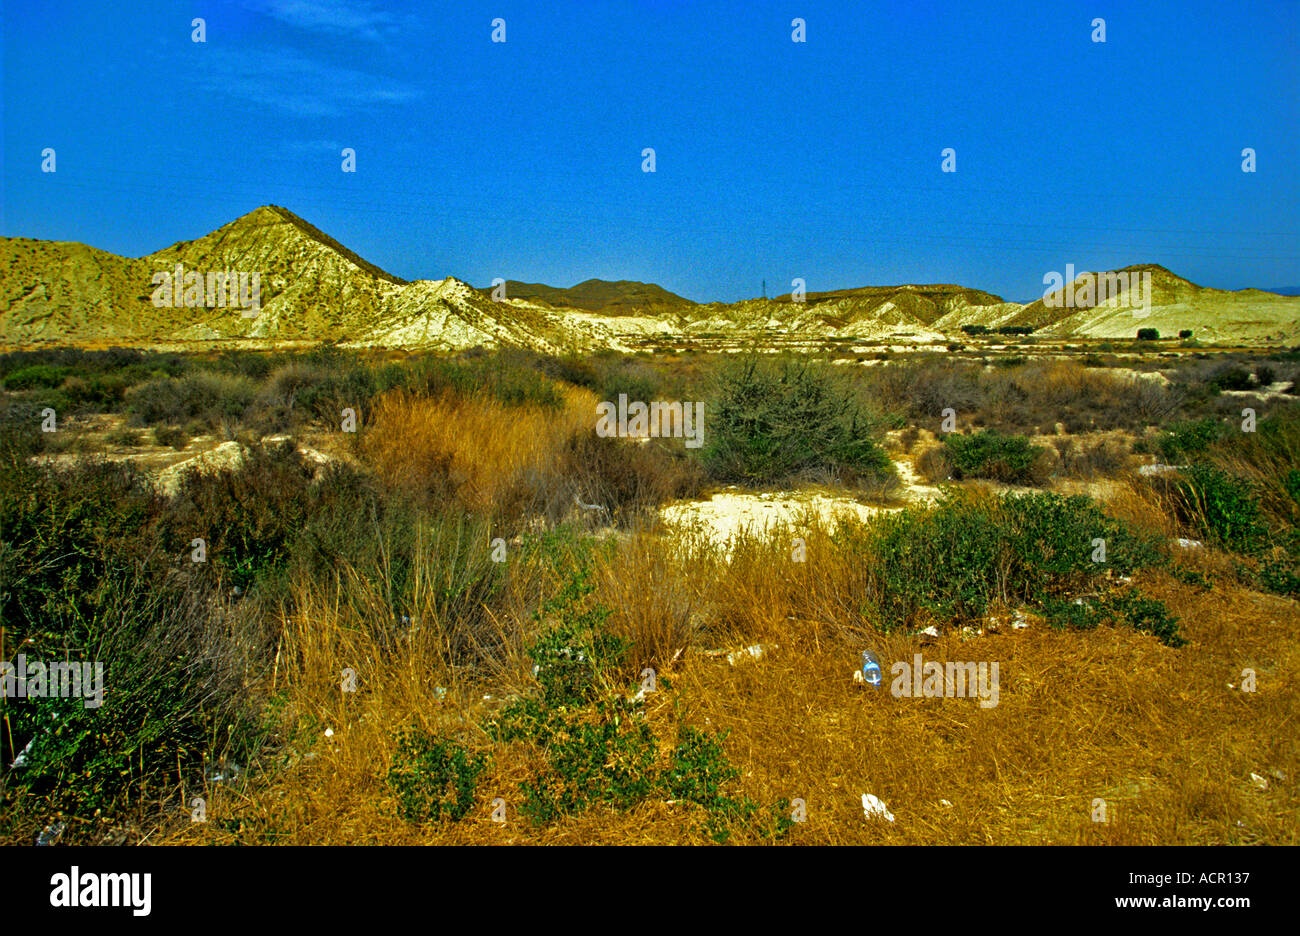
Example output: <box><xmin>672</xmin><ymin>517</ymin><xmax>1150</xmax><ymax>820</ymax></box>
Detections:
<box><xmin>1138</xmin><ymin>464</ymin><xmax>1185</xmax><ymax>476</ymax></box>
<box><xmin>861</xmin><ymin>793</ymin><xmax>895</xmax><ymax>822</ymax></box>
<box><xmin>1250</xmin><ymin>772</ymin><xmax>1269</xmax><ymax>790</ymax></box>
<box><xmin>1174</xmin><ymin>538</ymin><xmax>1204</xmax><ymax>549</ymax></box>
<box><xmin>726</xmin><ymin>643</ymin><xmax>773</xmax><ymax>665</ymax></box>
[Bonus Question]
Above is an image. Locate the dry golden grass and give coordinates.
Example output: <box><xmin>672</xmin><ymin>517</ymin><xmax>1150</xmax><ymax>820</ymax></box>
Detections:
<box><xmin>163</xmin><ymin>501</ymin><xmax>1299</xmax><ymax>845</ymax></box>
<box><xmin>362</xmin><ymin>386</ymin><xmax>596</xmax><ymax>513</ymax></box>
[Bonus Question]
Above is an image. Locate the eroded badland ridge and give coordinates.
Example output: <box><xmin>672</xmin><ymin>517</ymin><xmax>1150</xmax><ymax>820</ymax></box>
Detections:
<box><xmin>3</xmin><ymin>205</ymin><xmax>1297</xmax><ymax>350</ymax></box>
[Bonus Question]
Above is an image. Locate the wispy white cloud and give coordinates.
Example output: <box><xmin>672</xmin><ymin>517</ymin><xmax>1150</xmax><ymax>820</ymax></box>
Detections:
<box><xmin>200</xmin><ymin>47</ymin><xmax>420</xmax><ymax>117</ymax></box>
<box><xmin>247</xmin><ymin>0</ymin><xmax>404</xmax><ymax>42</ymax></box>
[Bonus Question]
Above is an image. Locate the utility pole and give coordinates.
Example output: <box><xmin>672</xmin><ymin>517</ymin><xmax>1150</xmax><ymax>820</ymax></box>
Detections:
<box><xmin>762</xmin><ymin>279</ymin><xmax>766</xmax><ymax>299</ymax></box>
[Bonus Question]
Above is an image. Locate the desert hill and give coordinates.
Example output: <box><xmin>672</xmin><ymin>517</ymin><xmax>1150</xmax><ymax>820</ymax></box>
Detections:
<box><xmin>475</xmin><ymin>279</ymin><xmax>696</xmax><ymax>317</ymax></box>
<box><xmin>2</xmin><ymin>207</ymin><xmax>1296</xmax><ymax>349</ymax></box>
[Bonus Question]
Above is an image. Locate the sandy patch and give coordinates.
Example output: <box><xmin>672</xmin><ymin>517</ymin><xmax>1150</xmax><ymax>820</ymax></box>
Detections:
<box><xmin>659</xmin><ymin>488</ymin><xmax>894</xmax><ymax>551</ymax></box>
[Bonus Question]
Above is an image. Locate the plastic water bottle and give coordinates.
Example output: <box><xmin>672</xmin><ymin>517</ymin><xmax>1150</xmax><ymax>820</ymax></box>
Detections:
<box><xmin>861</xmin><ymin>650</ymin><xmax>884</xmax><ymax>688</ymax></box>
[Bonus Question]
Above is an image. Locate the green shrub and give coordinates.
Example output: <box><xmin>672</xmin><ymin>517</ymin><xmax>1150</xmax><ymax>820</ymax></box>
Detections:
<box><xmin>105</xmin><ymin>426</ymin><xmax>142</xmax><ymax>447</ymax></box>
<box><xmin>387</xmin><ymin>733</ymin><xmax>486</xmax><ymax>822</ymax></box>
<box><xmin>1158</xmin><ymin>418</ymin><xmax>1225</xmax><ymax>462</ymax></box>
<box><xmin>405</xmin><ymin>352</ymin><xmax>564</xmax><ymax>410</ymax></box>
<box><xmin>127</xmin><ymin>372</ymin><xmax>258</xmax><ymax>428</ymax></box>
<box><xmin>3</xmin><ymin>365</ymin><xmax>72</xmax><ymax>391</ymax></box>
<box><xmin>1137</xmin><ymin>328</ymin><xmax>1160</xmax><ymax>341</ymax></box>
<box><xmin>702</xmin><ymin>356</ymin><xmax>898</xmax><ymax>488</ymax></box>
<box><xmin>1169</xmin><ymin>464</ymin><xmax>1269</xmax><ymax>555</ymax></box>
<box><xmin>162</xmin><ymin>442</ymin><xmax>317</xmax><ymax>591</ymax></box>
<box><xmin>849</xmin><ymin>492</ymin><xmax>1167</xmax><ymax>634</ymax></box>
<box><xmin>1210</xmin><ymin>366</ymin><xmax>1254</xmax><ymax>392</ymax></box>
<box><xmin>0</xmin><ymin>454</ymin><xmax>263</xmax><ymax>819</ymax></box>
<box><xmin>1285</xmin><ymin>469</ymin><xmax>1300</xmax><ymax>507</ymax></box>
<box><xmin>489</xmin><ymin>564</ymin><xmax>785</xmax><ymax>841</ymax></box>
<box><xmin>943</xmin><ymin>430</ymin><xmax>1045</xmax><ymax>484</ymax></box>
<box><xmin>154</xmin><ymin>425</ymin><xmax>190</xmax><ymax>450</ymax></box>
<box><xmin>1042</xmin><ymin>588</ymin><xmax>1185</xmax><ymax>647</ymax></box>
<box><xmin>1106</xmin><ymin>589</ymin><xmax>1186</xmax><ymax>647</ymax></box>
<box><xmin>1260</xmin><ymin>556</ymin><xmax>1300</xmax><ymax>598</ymax></box>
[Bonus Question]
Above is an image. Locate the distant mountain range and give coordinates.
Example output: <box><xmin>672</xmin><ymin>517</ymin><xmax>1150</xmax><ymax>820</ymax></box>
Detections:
<box><xmin>473</xmin><ymin>279</ymin><xmax>695</xmax><ymax>316</ymax></box>
<box><xmin>2</xmin><ymin>205</ymin><xmax>1297</xmax><ymax>350</ymax></box>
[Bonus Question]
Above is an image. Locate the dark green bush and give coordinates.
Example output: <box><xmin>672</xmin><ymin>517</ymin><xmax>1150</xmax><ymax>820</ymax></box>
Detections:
<box><xmin>1169</xmin><ymin>464</ymin><xmax>1269</xmax><ymax>555</ymax></box>
<box><xmin>850</xmin><ymin>492</ymin><xmax>1169</xmax><ymax>635</ymax></box>
<box><xmin>0</xmin><ymin>451</ymin><xmax>264</xmax><ymax>818</ymax></box>
<box><xmin>1158</xmin><ymin>418</ymin><xmax>1225</xmax><ymax>462</ymax></box>
<box><xmin>943</xmin><ymin>430</ymin><xmax>1045</xmax><ymax>484</ymax></box>
<box><xmin>387</xmin><ymin>733</ymin><xmax>486</xmax><ymax>822</ymax></box>
<box><xmin>1042</xmin><ymin>588</ymin><xmax>1185</xmax><ymax>647</ymax></box>
<box><xmin>162</xmin><ymin>442</ymin><xmax>317</xmax><ymax>591</ymax></box>
<box><xmin>154</xmin><ymin>425</ymin><xmax>190</xmax><ymax>450</ymax></box>
<box><xmin>127</xmin><ymin>372</ymin><xmax>258</xmax><ymax>428</ymax></box>
<box><xmin>1210</xmin><ymin>366</ymin><xmax>1254</xmax><ymax>392</ymax></box>
<box><xmin>702</xmin><ymin>356</ymin><xmax>897</xmax><ymax>488</ymax></box>
<box><xmin>3</xmin><ymin>365</ymin><xmax>72</xmax><ymax>391</ymax></box>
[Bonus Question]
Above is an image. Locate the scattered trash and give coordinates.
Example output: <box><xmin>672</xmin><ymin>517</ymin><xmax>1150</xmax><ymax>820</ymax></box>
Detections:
<box><xmin>10</xmin><ymin>738</ymin><xmax>33</xmax><ymax>769</ymax></box>
<box><xmin>324</xmin><ymin>728</ymin><xmax>334</xmax><ymax>738</ymax></box>
<box><xmin>940</xmin><ymin>799</ymin><xmax>953</xmax><ymax>808</ymax></box>
<box><xmin>1250</xmin><ymin>772</ymin><xmax>1268</xmax><ymax>790</ymax></box>
<box><xmin>573</xmin><ymin>493</ymin><xmax>608</xmax><ymax>514</ymax></box>
<box><xmin>1271</xmin><ymin>769</ymin><xmax>1287</xmax><ymax>782</ymax></box>
<box><xmin>857</xmin><ymin>650</ymin><xmax>884</xmax><ymax>688</ymax></box>
<box><xmin>915</xmin><ymin>625</ymin><xmax>940</xmax><ymax>642</ymax></box>
<box><xmin>725</xmin><ymin>643</ymin><xmax>775</xmax><ymax>665</ymax></box>
<box><xmin>1011</xmin><ymin>611</ymin><xmax>1030</xmax><ymax>630</ymax></box>
<box><xmin>1173</xmin><ymin>538</ymin><xmax>1204</xmax><ymax>549</ymax></box>
<box><xmin>36</xmin><ymin>822</ymin><xmax>66</xmax><ymax>847</ymax></box>
<box><xmin>1139</xmin><ymin>464</ymin><xmax>1185</xmax><ymax>476</ymax></box>
<box><xmin>432</xmin><ymin>687</ymin><xmax>447</xmax><ymax>701</ymax></box>
<box><xmin>861</xmin><ymin>793</ymin><xmax>895</xmax><ymax>822</ymax></box>
<box><xmin>204</xmin><ymin>761</ymin><xmax>242</xmax><ymax>784</ymax></box>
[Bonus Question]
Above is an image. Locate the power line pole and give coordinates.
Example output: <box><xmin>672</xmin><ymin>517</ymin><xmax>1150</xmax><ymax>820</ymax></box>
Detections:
<box><xmin>762</xmin><ymin>279</ymin><xmax>766</xmax><ymax>299</ymax></box>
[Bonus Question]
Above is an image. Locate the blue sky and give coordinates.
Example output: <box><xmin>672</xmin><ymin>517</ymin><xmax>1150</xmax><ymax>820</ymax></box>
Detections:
<box><xmin>2</xmin><ymin>0</ymin><xmax>1297</xmax><ymax>302</ymax></box>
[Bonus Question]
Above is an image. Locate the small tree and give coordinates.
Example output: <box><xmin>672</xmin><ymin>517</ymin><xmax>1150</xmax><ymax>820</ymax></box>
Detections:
<box><xmin>1178</xmin><ymin>329</ymin><xmax>1193</xmax><ymax>339</ymax></box>
<box><xmin>1137</xmin><ymin>328</ymin><xmax>1160</xmax><ymax>341</ymax></box>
